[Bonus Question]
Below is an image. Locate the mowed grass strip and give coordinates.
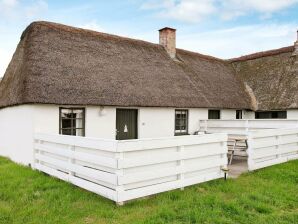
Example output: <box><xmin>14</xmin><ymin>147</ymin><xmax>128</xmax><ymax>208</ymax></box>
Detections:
<box><xmin>0</xmin><ymin>157</ymin><xmax>297</xmax><ymax>224</ymax></box>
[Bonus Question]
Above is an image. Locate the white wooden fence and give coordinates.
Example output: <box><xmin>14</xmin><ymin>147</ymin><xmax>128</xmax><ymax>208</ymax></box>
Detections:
<box><xmin>199</xmin><ymin>120</ymin><xmax>298</xmax><ymax>171</ymax></box>
<box><xmin>247</xmin><ymin>129</ymin><xmax>298</xmax><ymax>171</ymax></box>
<box><xmin>199</xmin><ymin>119</ymin><xmax>298</xmax><ymax>136</ymax></box>
<box><xmin>33</xmin><ymin>133</ymin><xmax>228</xmax><ymax>204</ymax></box>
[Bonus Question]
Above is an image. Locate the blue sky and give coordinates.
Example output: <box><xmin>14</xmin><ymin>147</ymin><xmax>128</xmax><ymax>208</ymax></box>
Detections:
<box><xmin>0</xmin><ymin>0</ymin><xmax>298</xmax><ymax>76</ymax></box>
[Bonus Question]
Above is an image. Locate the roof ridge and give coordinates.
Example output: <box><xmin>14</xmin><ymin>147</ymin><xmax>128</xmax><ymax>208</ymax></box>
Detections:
<box><xmin>24</xmin><ymin>21</ymin><xmax>225</xmax><ymax>62</ymax></box>
<box><xmin>22</xmin><ymin>21</ymin><xmax>162</xmax><ymax>49</ymax></box>
<box><xmin>176</xmin><ymin>48</ymin><xmax>224</xmax><ymax>62</ymax></box>
<box><xmin>229</xmin><ymin>45</ymin><xmax>294</xmax><ymax>62</ymax></box>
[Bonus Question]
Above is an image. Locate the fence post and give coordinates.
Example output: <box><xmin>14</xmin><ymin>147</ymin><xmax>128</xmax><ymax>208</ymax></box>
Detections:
<box><xmin>204</xmin><ymin>120</ymin><xmax>208</xmax><ymax>132</ymax></box>
<box><xmin>275</xmin><ymin>135</ymin><xmax>280</xmax><ymax>161</ymax></box>
<box><xmin>221</xmin><ymin>134</ymin><xmax>228</xmax><ymax>167</ymax></box>
<box><xmin>247</xmin><ymin>132</ymin><xmax>254</xmax><ymax>171</ymax></box>
<box><xmin>32</xmin><ymin>139</ymin><xmax>40</xmax><ymax>170</ymax></box>
<box><xmin>177</xmin><ymin>145</ymin><xmax>185</xmax><ymax>190</ymax></box>
<box><xmin>68</xmin><ymin>145</ymin><xmax>75</xmax><ymax>182</ymax></box>
<box><xmin>116</xmin><ymin>148</ymin><xmax>125</xmax><ymax>206</ymax></box>
<box><xmin>245</xmin><ymin>120</ymin><xmax>249</xmax><ymax>135</ymax></box>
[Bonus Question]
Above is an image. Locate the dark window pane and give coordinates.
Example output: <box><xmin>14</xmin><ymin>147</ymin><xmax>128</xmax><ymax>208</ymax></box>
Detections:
<box><xmin>236</xmin><ymin>110</ymin><xmax>242</xmax><ymax>119</ymax></box>
<box><xmin>61</xmin><ymin>129</ymin><xmax>72</xmax><ymax>135</ymax></box>
<box><xmin>62</xmin><ymin>119</ymin><xmax>72</xmax><ymax>129</ymax></box>
<box><xmin>208</xmin><ymin>110</ymin><xmax>220</xmax><ymax>119</ymax></box>
<box><xmin>255</xmin><ymin>111</ymin><xmax>287</xmax><ymax>119</ymax></box>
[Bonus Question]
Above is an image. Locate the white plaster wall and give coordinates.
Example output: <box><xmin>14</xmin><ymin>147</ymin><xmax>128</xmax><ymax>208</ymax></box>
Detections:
<box><xmin>189</xmin><ymin>108</ymin><xmax>208</xmax><ymax>134</ymax></box>
<box><xmin>34</xmin><ymin>105</ymin><xmax>117</xmax><ymax>139</ymax></box>
<box><xmin>33</xmin><ymin>105</ymin><xmax>59</xmax><ymax>134</ymax></box>
<box><xmin>243</xmin><ymin>110</ymin><xmax>255</xmax><ymax>119</ymax></box>
<box><xmin>138</xmin><ymin>108</ymin><xmax>209</xmax><ymax>138</ymax></box>
<box><xmin>221</xmin><ymin>109</ymin><xmax>236</xmax><ymax>119</ymax></box>
<box><xmin>138</xmin><ymin>108</ymin><xmax>174</xmax><ymax>138</ymax></box>
<box><xmin>287</xmin><ymin>109</ymin><xmax>298</xmax><ymax>119</ymax></box>
<box><xmin>85</xmin><ymin>106</ymin><xmax>116</xmax><ymax>139</ymax></box>
<box><xmin>0</xmin><ymin>105</ymin><xmax>34</xmax><ymax>165</ymax></box>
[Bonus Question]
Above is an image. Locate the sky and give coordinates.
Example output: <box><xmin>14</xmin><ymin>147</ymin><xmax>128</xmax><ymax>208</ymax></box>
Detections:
<box><xmin>0</xmin><ymin>0</ymin><xmax>298</xmax><ymax>77</ymax></box>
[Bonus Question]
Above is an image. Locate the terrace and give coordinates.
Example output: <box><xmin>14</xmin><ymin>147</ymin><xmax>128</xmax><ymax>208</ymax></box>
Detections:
<box><xmin>199</xmin><ymin>119</ymin><xmax>298</xmax><ymax>177</ymax></box>
<box><xmin>32</xmin><ymin>119</ymin><xmax>298</xmax><ymax>204</ymax></box>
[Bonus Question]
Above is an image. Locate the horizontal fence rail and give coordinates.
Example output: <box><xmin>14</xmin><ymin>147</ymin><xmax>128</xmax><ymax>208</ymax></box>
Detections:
<box><xmin>247</xmin><ymin>129</ymin><xmax>298</xmax><ymax>171</ymax></box>
<box><xmin>33</xmin><ymin>133</ymin><xmax>228</xmax><ymax>204</ymax></box>
<box><xmin>199</xmin><ymin>119</ymin><xmax>298</xmax><ymax>136</ymax></box>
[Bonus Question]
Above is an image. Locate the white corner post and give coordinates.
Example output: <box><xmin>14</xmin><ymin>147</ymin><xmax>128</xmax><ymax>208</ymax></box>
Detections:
<box><xmin>116</xmin><ymin>148</ymin><xmax>125</xmax><ymax>206</ymax></box>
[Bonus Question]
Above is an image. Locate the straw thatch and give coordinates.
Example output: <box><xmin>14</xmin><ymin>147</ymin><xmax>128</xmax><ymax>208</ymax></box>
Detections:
<box><xmin>231</xmin><ymin>47</ymin><xmax>298</xmax><ymax>110</ymax></box>
<box><xmin>0</xmin><ymin>21</ymin><xmax>252</xmax><ymax>109</ymax></box>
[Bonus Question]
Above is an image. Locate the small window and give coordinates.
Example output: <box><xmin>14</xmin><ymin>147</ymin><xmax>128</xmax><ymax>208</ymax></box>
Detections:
<box><xmin>236</xmin><ymin>110</ymin><xmax>242</xmax><ymax>119</ymax></box>
<box><xmin>255</xmin><ymin>111</ymin><xmax>287</xmax><ymax>119</ymax></box>
<box><xmin>208</xmin><ymin>110</ymin><xmax>220</xmax><ymax>119</ymax></box>
<box><xmin>59</xmin><ymin>108</ymin><xmax>85</xmax><ymax>136</ymax></box>
<box><xmin>175</xmin><ymin>110</ymin><xmax>188</xmax><ymax>135</ymax></box>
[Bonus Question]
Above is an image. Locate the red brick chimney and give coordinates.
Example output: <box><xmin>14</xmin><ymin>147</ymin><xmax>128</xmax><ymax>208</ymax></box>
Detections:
<box><xmin>159</xmin><ymin>27</ymin><xmax>176</xmax><ymax>59</ymax></box>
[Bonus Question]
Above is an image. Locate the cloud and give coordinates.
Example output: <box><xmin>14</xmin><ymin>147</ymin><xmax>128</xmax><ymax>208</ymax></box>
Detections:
<box><xmin>141</xmin><ymin>0</ymin><xmax>298</xmax><ymax>22</ymax></box>
<box><xmin>1</xmin><ymin>0</ymin><xmax>17</xmax><ymax>7</ymax></box>
<box><xmin>177</xmin><ymin>23</ymin><xmax>297</xmax><ymax>58</ymax></box>
<box><xmin>0</xmin><ymin>0</ymin><xmax>19</xmax><ymax>18</ymax></box>
<box><xmin>141</xmin><ymin>0</ymin><xmax>216</xmax><ymax>22</ymax></box>
<box><xmin>221</xmin><ymin>0</ymin><xmax>298</xmax><ymax>20</ymax></box>
<box><xmin>226</xmin><ymin>0</ymin><xmax>298</xmax><ymax>13</ymax></box>
<box><xmin>140</xmin><ymin>0</ymin><xmax>174</xmax><ymax>10</ymax></box>
<box><xmin>159</xmin><ymin>0</ymin><xmax>216</xmax><ymax>23</ymax></box>
<box><xmin>0</xmin><ymin>0</ymin><xmax>48</xmax><ymax>20</ymax></box>
<box><xmin>25</xmin><ymin>0</ymin><xmax>48</xmax><ymax>19</ymax></box>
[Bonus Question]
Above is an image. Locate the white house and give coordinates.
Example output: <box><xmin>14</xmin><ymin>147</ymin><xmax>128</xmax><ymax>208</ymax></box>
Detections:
<box><xmin>0</xmin><ymin>21</ymin><xmax>297</xmax><ymax>166</ymax></box>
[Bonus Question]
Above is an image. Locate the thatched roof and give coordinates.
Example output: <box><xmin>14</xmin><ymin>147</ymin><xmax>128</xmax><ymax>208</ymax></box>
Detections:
<box><xmin>0</xmin><ymin>21</ymin><xmax>252</xmax><ymax>109</ymax></box>
<box><xmin>231</xmin><ymin>46</ymin><xmax>298</xmax><ymax>110</ymax></box>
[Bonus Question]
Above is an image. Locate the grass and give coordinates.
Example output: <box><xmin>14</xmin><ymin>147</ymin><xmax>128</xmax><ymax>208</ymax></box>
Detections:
<box><xmin>0</xmin><ymin>157</ymin><xmax>297</xmax><ymax>224</ymax></box>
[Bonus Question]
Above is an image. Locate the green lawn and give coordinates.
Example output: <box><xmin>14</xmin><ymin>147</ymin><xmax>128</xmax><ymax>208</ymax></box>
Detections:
<box><xmin>0</xmin><ymin>157</ymin><xmax>297</xmax><ymax>224</ymax></box>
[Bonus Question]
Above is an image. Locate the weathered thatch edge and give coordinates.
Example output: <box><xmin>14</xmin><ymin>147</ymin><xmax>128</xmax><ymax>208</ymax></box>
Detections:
<box><xmin>0</xmin><ymin>101</ymin><xmax>251</xmax><ymax>110</ymax></box>
<box><xmin>229</xmin><ymin>46</ymin><xmax>294</xmax><ymax>62</ymax></box>
<box><xmin>230</xmin><ymin>46</ymin><xmax>297</xmax><ymax>110</ymax></box>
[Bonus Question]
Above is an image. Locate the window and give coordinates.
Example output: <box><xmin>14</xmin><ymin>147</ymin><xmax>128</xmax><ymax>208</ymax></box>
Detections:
<box><xmin>175</xmin><ymin>110</ymin><xmax>188</xmax><ymax>135</ymax></box>
<box><xmin>255</xmin><ymin>111</ymin><xmax>287</xmax><ymax>119</ymax></box>
<box><xmin>236</xmin><ymin>110</ymin><xmax>242</xmax><ymax>119</ymax></box>
<box><xmin>59</xmin><ymin>108</ymin><xmax>85</xmax><ymax>136</ymax></box>
<box><xmin>208</xmin><ymin>110</ymin><xmax>220</xmax><ymax>119</ymax></box>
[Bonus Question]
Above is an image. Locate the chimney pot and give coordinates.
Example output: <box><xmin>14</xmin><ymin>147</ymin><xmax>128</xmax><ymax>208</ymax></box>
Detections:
<box><xmin>159</xmin><ymin>27</ymin><xmax>176</xmax><ymax>59</ymax></box>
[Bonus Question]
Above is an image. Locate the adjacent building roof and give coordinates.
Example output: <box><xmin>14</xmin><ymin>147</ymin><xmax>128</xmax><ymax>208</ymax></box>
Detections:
<box><xmin>0</xmin><ymin>21</ymin><xmax>252</xmax><ymax>109</ymax></box>
<box><xmin>231</xmin><ymin>46</ymin><xmax>298</xmax><ymax>110</ymax></box>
